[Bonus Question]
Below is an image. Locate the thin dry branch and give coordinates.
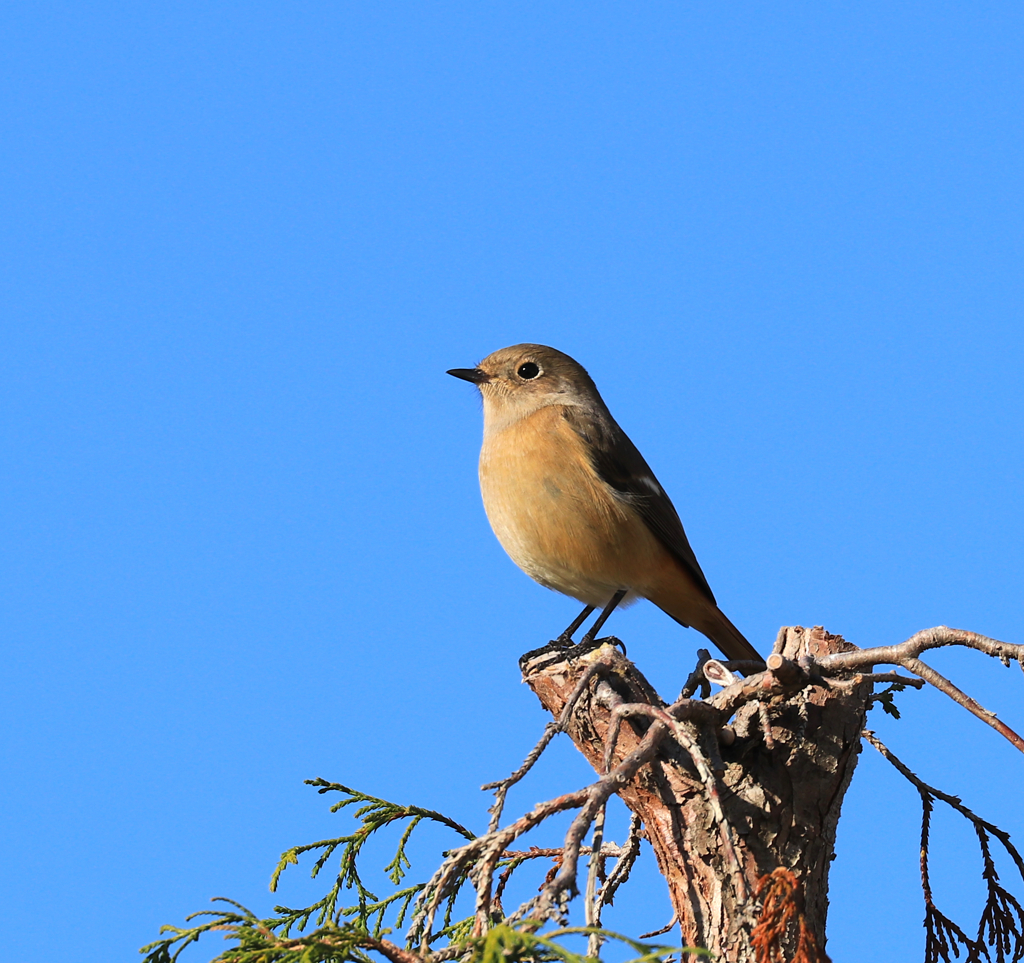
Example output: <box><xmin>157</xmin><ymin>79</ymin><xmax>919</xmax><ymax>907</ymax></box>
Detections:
<box><xmin>790</xmin><ymin>626</ymin><xmax>1024</xmax><ymax>755</ymax></box>
<box><xmin>865</xmin><ymin>730</ymin><xmax>1024</xmax><ymax>963</ymax></box>
<box><xmin>900</xmin><ymin>657</ymin><xmax>1024</xmax><ymax>754</ymax></box>
<box><xmin>537</xmin><ymin>715</ymin><xmax>669</xmax><ymax>916</ymax></box>
<box><xmin>500</xmin><ymin>845</ymin><xmax>626</xmax><ymax>860</ymax></box>
<box><xmin>597</xmin><ymin>812</ymin><xmax>643</xmax><ymax>910</ymax></box>
<box><xmin>584</xmin><ymin>803</ymin><xmax>608</xmax><ymax>957</ymax></box>
<box><xmin>492</xmin><ymin>842</ymin><xmax>631</xmax><ymax>909</ymax></box>
<box><xmin>482</xmin><ymin>657</ymin><xmax>612</xmax><ymax>831</ymax></box>
<box><xmin>584</xmin><ymin>803</ymin><xmax>606</xmax><ymax>923</ymax></box>
<box><xmin>412</xmin><ymin>706</ymin><xmax>671</xmax><ymax>944</ymax></box>
<box><xmin>680</xmin><ymin>648</ymin><xmax>713</xmax><ymax>699</ymax></box>
<box><xmin>639</xmin><ymin>913</ymin><xmax>679</xmax><ymax>940</ymax></box>
<box><xmin>409</xmin><ymin>788</ymin><xmax>590</xmax><ymax>948</ymax></box>
<box><xmin>817</xmin><ymin>626</ymin><xmax>1024</xmax><ymax>673</ymax></box>
<box><xmin>833</xmin><ymin>672</ymin><xmax>925</xmax><ymax>687</ymax></box>
<box><xmin>361</xmin><ymin>938</ymin><xmax>424</xmax><ymax>963</ymax></box>
<box><xmin>864</xmin><ymin>731</ymin><xmax>1024</xmax><ymax>882</ymax></box>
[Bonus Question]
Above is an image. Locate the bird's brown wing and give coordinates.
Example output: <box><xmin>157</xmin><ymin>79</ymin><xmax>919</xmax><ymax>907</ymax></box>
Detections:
<box><xmin>560</xmin><ymin>405</ymin><xmax>717</xmax><ymax>605</ymax></box>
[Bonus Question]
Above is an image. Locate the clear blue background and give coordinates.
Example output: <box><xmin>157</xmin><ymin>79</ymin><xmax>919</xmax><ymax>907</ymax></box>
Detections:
<box><xmin>2</xmin><ymin>3</ymin><xmax>1022</xmax><ymax>960</ymax></box>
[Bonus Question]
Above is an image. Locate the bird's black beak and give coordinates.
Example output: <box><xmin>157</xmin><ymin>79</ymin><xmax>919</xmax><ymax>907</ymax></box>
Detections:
<box><xmin>446</xmin><ymin>367</ymin><xmax>490</xmax><ymax>384</ymax></box>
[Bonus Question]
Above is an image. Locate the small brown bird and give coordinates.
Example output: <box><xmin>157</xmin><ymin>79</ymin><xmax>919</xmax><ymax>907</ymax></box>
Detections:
<box><xmin>448</xmin><ymin>343</ymin><xmax>762</xmax><ymax>663</ymax></box>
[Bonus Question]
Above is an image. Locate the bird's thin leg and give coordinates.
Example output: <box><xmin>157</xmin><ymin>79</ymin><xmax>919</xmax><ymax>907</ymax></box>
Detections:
<box><xmin>579</xmin><ymin>590</ymin><xmax>627</xmax><ymax>646</ymax></box>
<box><xmin>554</xmin><ymin>604</ymin><xmax>596</xmax><ymax>646</ymax></box>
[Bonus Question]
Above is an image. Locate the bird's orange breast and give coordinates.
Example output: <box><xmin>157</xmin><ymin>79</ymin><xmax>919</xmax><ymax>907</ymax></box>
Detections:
<box><xmin>478</xmin><ymin>406</ymin><xmax>663</xmax><ymax>605</ymax></box>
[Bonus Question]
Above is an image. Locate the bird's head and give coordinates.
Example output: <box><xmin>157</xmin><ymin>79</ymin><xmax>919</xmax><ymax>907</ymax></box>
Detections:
<box><xmin>447</xmin><ymin>344</ymin><xmax>600</xmax><ymax>433</ymax></box>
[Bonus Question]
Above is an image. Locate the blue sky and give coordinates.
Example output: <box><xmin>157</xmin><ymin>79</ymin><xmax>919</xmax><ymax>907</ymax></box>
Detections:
<box><xmin>2</xmin><ymin>3</ymin><xmax>1023</xmax><ymax>960</ymax></box>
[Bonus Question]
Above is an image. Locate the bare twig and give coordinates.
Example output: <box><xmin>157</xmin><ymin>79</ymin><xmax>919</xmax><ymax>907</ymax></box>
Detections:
<box><xmin>483</xmin><ymin>658</ymin><xmax>610</xmax><ymax>831</ymax></box>
<box><xmin>900</xmin><ymin>657</ymin><xmax>1024</xmax><ymax>755</ymax></box>
<box><xmin>267</xmin><ymin>934</ymin><xmax>426</xmax><ymax>963</ymax></box>
<box><xmin>865</xmin><ymin>730</ymin><xmax>1024</xmax><ymax>963</ymax></box>
<box><xmin>817</xmin><ymin>626</ymin><xmax>1024</xmax><ymax>674</ymax></box>
<box><xmin>808</xmin><ymin>626</ymin><xmax>1024</xmax><ymax>754</ymax></box>
<box><xmin>602</xmin><ymin>703</ymin><xmax>643</xmax><ymax>776</ymax></box>
<box><xmin>584</xmin><ymin>803</ymin><xmax>607</xmax><ymax>957</ymax></box>
<box><xmin>725</xmin><ymin>659</ymin><xmax>769</xmax><ymax>676</ymax></box>
<box><xmin>597</xmin><ymin>813</ymin><xmax>643</xmax><ymax>910</ymax></box>
<box><xmin>500</xmin><ymin>845</ymin><xmax>626</xmax><ymax>860</ymax></box>
<box><xmin>831</xmin><ymin>672</ymin><xmax>925</xmax><ymax>688</ymax></box>
<box><xmin>862</xmin><ymin>671</ymin><xmax>924</xmax><ymax>686</ymax></box>
<box><xmin>864</xmin><ymin>731</ymin><xmax>1024</xmax><ymax>882</ymax></box>
<box><xmin>603</xmin><ymin>697</ymin><xmax>720</xmax><ymax>777</ymax></box>
<box><xmin>480</xmin><ymin>721</ymin><xmax>559</xmax><ymax>830</ymax></box>
<box><xmin>359</xmin><ymin>937</ymin><xmax>424</xmax><ymax>963</ymax></box>
<box><xmin>639</xmin><ymin>912</ymin><xmax>679</xmax><ymax>940</ymax></box>
<box><xmin>409</xmin><ymin>788</ymin><xmax>590</xmax><ymax>947</ymax></box>
<box><xmin>415</xmin><ymin>710</ymin><xmax>673</xmax><ymax>943</ymax></box>
<box><xmin>534</xmin><ymin>717</ymin><xmax>671</xmax><ymax>919</ymax></box>
<box><xmin>492</xmin><ymin>842</ymin><xmax>628</xmax><ymax>910</ymax></box>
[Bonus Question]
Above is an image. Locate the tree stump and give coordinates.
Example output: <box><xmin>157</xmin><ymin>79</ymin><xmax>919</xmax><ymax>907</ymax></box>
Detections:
<box><xmin>521</xmin><ymin>626</ymin><xmax>870</xmax><ymax>961</ymax></box>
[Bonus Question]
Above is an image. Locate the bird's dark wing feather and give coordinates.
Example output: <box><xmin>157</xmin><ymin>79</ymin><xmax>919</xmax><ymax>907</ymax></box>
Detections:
<box><xmin>560</xmin><ymin>406</ymin><xmax>716</xmax><ymax>604</ymax></box>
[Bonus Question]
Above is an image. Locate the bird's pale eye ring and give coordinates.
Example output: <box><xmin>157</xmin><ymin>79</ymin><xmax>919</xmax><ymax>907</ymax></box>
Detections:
<box><xmin>517</xmin><ymin>361</ymin><xmax>541</xmax><ymax>380</ymax></box>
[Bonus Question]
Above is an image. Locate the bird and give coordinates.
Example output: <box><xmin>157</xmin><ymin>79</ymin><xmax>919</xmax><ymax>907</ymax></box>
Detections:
<box><xmin>447</xmin><ymin>343</ymin><xmax>762</xmax><ymax>664</ymax></box>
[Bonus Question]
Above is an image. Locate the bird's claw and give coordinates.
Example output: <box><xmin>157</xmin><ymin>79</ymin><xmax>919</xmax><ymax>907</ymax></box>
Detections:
<box><xmin>519</xmin><ymin>634</ymin><xmax>627</xmax><ymax>673</ymax></box>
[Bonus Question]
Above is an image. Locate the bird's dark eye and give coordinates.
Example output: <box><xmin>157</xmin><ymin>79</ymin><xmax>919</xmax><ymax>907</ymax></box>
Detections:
<box><xmin>517</xmin><ymin>362</ymin><xmax>541</xmax><ymax>380</ymax></box>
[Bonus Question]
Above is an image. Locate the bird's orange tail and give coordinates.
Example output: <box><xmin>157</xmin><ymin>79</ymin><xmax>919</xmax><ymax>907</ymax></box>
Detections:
<box><xmin>645</xmin><ymin>554</ymin><xmax>764</xmax><ymax>664</ymax></box>
<box><xmin>697</xmin><ymin>605</ymin><xmax>763</xmax><ymax>664</ymax></box>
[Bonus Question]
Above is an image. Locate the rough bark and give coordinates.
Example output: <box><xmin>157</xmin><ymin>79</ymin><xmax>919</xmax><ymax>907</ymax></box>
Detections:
<box><xmin>521</xmin><ymin>626</ymin><xmax>871</xmax><ymax>962</ymax></box>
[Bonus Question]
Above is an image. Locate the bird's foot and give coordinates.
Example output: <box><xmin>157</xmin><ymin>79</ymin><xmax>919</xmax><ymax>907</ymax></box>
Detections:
<box><xmin>573</xmin><ymin>634</ymin><xmax>627</xmax><ymax>658</ymax></box>
<box><xmin>518</xmin><ymin>635</ymin><xmax>627</xmax><ymax>674</ymax></box>
<box><xmin>518</xmin><ymin>638</ymin><xmax>574</xmax><ymax>673</ymax></box>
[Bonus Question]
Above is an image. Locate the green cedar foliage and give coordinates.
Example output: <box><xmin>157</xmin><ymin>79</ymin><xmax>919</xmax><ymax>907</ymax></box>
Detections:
<box><xmin>140</xmin><ymin>780</ymin><xmax>692</xmax><ymax>963</ymax></box>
